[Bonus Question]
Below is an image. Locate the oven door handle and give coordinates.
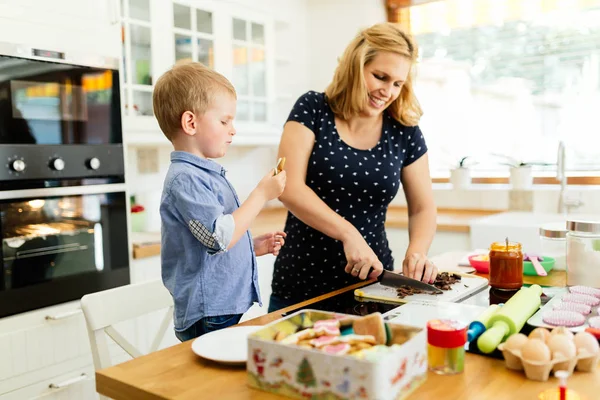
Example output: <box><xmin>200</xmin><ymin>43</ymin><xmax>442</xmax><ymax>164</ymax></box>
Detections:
<box><xmin>0</xmin><ymin>183</ymin><xmax>127</xmax><ymax>200</ymax></box>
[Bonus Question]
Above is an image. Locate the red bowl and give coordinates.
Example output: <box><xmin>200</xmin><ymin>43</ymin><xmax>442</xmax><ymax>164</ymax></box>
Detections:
<box><xmin>468</xmin><ymin>254</ymin><xmax>490</xmax><ymax>274</ymax></box>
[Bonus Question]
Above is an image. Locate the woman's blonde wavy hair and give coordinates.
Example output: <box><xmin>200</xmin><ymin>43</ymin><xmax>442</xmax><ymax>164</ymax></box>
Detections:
<box><xmin>325</xmin><ymin>23</ymin><xmax>422</xmax><ymax>126</ymax></box>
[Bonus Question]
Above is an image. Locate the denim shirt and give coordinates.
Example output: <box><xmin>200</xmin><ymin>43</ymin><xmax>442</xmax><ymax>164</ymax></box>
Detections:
<box><xmin>160</xmin><ymin>151</ymin><xmax>261</xmax><ymax>331</ymax></box>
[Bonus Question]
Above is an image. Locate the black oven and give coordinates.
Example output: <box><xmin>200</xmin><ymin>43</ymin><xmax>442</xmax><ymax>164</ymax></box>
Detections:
<box><xmin>0</xmin><ymin>42</ymin><xmax>129</xmax><ymax>318</ymax></box>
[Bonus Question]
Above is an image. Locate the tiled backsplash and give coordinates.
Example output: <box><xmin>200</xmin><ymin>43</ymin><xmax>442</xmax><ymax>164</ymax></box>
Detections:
<box><xmin>391</xmin><ymin>183</ymin><xmax>599</xmax><ymax>215</ymax></box>
<box><xmin>126</xmin><ymin>145</ymin><xmax>599</xmax><ymax>233</ymax></box>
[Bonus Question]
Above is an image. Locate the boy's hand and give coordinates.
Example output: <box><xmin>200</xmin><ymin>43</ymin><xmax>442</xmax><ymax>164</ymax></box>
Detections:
<box><xmin>254</xmin><ymin>231</ymin><xmax>287</xmax><ymax>257</ymax></box>
<box><xmin>256</xmin><ymin>169</ymin><xmax>286</xmax><ymax>202</ymax></box>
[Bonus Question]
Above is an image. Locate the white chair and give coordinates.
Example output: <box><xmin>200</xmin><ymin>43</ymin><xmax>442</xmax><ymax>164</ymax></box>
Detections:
<box><xmin>81</xmin><ymin>279</ymin><xmax>174</xmax><ymax>376</ymax></box>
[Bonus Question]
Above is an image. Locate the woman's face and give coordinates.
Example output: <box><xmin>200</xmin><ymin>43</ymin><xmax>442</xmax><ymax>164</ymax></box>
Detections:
<box><xmin>362</xmin><ymin>51</ymin><xmax>411</xmax><ymax>117</ymax></box>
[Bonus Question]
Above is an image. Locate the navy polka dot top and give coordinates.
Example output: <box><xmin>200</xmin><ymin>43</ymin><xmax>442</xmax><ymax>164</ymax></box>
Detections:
<box><xmin>271</xmin><ymin>91</ymin><xmax>428</xmax><ymax>303</ymax></box>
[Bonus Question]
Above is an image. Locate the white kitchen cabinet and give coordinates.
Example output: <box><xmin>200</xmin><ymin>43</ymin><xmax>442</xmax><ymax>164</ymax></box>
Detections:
<box><xmin>0</xmin><ymin>366</ymin><xmax>95</xmax><ymax>400</ymax></box>
<box><xmin>119</xmin><ymin>0</ymin><xmax>280</xmax><ymax>145</ymax></box>
<box><xmin>0</xmin><ymin>256</ymin><xmax>178</xmax><ymax>399</ymax></box>
<box><xmin>0</xmin><ymin>302</ymin><xmax>91</xmax><ymax>394</ymax></box>
<box><xmin>0</xmin><ymin>0</ymin><xmax>120</xmax><ymax>59</ymax></box>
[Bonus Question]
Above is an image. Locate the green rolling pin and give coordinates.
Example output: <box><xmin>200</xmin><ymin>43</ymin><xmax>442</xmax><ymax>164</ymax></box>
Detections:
<box><xmin>477</xmin><ymin>284</ymin><xmax>542</xmax><ymax>354</ymax></box>
<box><xmin>467</xmin><ymin>304</ymin><xmax>501</xmax><ymax>342</ymax></box>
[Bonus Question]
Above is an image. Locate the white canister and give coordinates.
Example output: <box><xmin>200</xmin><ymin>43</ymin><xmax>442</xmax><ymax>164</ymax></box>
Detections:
<box><xmin>539</xmin><ymin>224</ymin><xmax>567</xmax><ymax>271</ymax></box>
<box><xmin>566</xmin><ymin>220</ymin><xmax>600</xmax><ymax>288</ymax></box>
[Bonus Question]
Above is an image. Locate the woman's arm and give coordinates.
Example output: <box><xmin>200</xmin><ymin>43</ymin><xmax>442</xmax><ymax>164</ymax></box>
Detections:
<box><xmin>277</xmin><ymin>121</ymin><xmax>383</xmax><ymax>280</ymax></box>
<box><xmin>400</xmin><ymin>153</ymin><xmax>438</xmax><ymax>282</ymax></box>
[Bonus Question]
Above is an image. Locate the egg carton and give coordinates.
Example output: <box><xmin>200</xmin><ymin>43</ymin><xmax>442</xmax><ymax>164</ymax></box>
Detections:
<box><xmin>497</xmin><ymin>343</ymin><xmax>599</xmax><ymax>381</ymax></box>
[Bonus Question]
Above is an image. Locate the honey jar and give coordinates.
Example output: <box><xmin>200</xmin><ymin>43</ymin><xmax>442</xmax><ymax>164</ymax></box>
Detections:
<box><xmin>489</xmin><ymin>240</ymin><xmax>523</xmax><ymax>290</ymax></box>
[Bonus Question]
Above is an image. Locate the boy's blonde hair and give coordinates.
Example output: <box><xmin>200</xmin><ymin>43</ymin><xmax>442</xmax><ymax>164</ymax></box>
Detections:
<box><xmin>153</xmin><ymin>62</ymin><xmax>236</xmax><ymax>141</ymax></box>
<box><xmin>325</xmin><ymin>23</ymin><xmax>422</xmax><ymax>126</ymax></box>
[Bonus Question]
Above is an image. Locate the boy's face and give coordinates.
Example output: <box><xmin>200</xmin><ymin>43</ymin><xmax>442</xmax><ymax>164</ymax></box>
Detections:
<box><xmin>194</xmin><ymin>92</ymin><xmax>236</xmax><ymax>158</ymax></box>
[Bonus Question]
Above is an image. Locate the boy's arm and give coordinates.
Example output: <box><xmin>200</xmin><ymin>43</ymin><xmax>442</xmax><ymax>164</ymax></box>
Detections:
<box><xmin>170</xmin><ymin>171</ymin><xmax>284</xmax><ymax>254</ymax></box>
<box><xmin>170</xmin><ymin>174</ymin><xmax>235</xmax><ymax>255</ymax></box>
<box><xmin>227</xmin><ymin>189</ymin><xmax>267</xmax><ymax>250</ymax></box>
<box><xmin>228</xmin><ymin>169</ymin><xmax>286</xmax><ymax>249</ymax></box>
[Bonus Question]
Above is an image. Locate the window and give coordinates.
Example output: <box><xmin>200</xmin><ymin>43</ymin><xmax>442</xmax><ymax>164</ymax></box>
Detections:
<box><xmin>231</xmin><ymin>18</ymin><xmax>268</xmax><ymax>122</ymax></box>
<box><xmin>404</xmin><ymin>0</ymin><xmax>600</xmax><ymax>178</ymax></box>
<box><xmin>172</xmin><ymin>3</ymin><xmax>215</xmax><ymax>68</ymax></box>
<box><xmin>121</xmin><ymin>0</ymin><xmax>153</xmax><ymax>116</ymax></box>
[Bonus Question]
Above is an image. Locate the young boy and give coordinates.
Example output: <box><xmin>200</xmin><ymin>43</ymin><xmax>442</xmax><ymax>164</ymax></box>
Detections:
<box><xmin>153</xmin><ymin>62</ymin><xmax>287</xmax><ymax>342</ymax></box>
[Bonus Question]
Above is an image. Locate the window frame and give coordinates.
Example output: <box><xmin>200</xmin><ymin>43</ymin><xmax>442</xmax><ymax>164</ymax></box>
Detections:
<box><xmin>231</xmin><ymin>17</ymin><xmax>269</xmax><ymax>124</ymax></box>
<box><xmin>226</xmin><ymin>7</ymin><xmax>275</xmax><ymax>137</ymax></box>
<box><xmin>172</xmin><ymin>2</ymin><xmax>216</xmax><ymax>68</ymax></box>
<box><xmin>121</xmin><ymin>0</ymin><xmax>154</xmax><ymax>117</ymax></box>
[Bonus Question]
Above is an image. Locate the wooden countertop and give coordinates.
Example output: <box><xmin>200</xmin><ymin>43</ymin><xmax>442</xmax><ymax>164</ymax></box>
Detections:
<box><xmin>132</xmin><ymin>206</ymin><xmax>501</xmax><ymax>259</ymax></box>
<box><xmin>96</xmin><ymin>278</ymin><xmax>599</xmax><ymax>400</ymax></box>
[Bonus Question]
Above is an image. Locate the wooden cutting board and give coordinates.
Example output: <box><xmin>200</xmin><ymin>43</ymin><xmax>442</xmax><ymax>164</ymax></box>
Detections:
<box><xmin>354</xmin><ymin>273</ymin><xmax>489</xmax><ymax>304</ymax></box>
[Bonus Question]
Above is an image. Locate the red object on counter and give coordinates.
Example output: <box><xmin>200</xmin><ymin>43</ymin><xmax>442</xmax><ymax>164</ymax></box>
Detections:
<box><xmin>585</xmin><ymin>327</ymin><xmax>600</xmax><ymax>339</ymax></box>
<box><xmin>427</xmin><ymin>319</ymin><xmax>467</xmax><ymax>348</ymax></box>
<box><xmin>131</xmin><ymin>204</ymin><xmax>145</xmax><ymax>213</ymax></box>
<box><xmin>468</xmin><ymin>254</ymin><xmax>490</xmax><ymax>274</ymax></box>
<box><xmin>489</xmin><ymin>240</ymin><xmax>523</xmax><ymax>290</ymax></box>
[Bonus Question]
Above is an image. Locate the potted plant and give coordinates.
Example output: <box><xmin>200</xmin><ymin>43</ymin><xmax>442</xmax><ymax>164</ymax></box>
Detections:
<box><xmin>493</xmin><ymin>154</ymin><xmax>549</xmax><ymax>189</ymax></box>
<box><xmin>450</xmin><ymin>156</ymin><xmax>475</xmax><ymax>189</ymax></box>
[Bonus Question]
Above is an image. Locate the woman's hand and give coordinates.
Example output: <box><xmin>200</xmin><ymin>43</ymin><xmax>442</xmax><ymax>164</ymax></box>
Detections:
<box><xmin>342</xmin><ymin>233</ymin><xmax>383</xmax><ymax>280</ymax></box>
<box><xmin>402</xmin><ymin>253</ymin><xmax>438</xmax><ymax>283</ymax></box>
<box><xmin>253</xmin><ymin>231</ymin><xmax>287</xmax><ymax>256</ymax></box>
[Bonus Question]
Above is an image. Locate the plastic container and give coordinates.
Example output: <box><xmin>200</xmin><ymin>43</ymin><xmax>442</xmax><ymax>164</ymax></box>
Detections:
<box><xmin>566</xmin><ymin>220</ymin><xmax>600</xmax><ymax>288</ymax></box>
<box><xmin>540</xmin><ymin>224</ymin><xmax>567</xmax><ymax>271</ymax></box>
<box><xmin>489</xmin><ymin>240</ymin><xmax>523</xmax><ymax>290</ymax></box>
<box><xmin>427</xmin><ymin>319</ymin><xmax>467</xmax><ymax>375</ymax></box>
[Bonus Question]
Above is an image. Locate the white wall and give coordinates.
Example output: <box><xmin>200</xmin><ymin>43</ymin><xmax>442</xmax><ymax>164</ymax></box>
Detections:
<box><xmin>306</xmin><ymin>0</ymin><xmax>387</xmax><ymax>91</ymax></box>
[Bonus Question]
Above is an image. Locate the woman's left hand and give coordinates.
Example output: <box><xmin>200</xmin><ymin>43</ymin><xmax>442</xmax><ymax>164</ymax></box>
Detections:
<box><xmin>253</xmin><ymin>231</ymin><xmax>287</xmax><ymax>256</ymax></box>
<box><xmin>402</xmin><ymin>253</ymin><xmax>438</xmax><ymax>283</ymax></box>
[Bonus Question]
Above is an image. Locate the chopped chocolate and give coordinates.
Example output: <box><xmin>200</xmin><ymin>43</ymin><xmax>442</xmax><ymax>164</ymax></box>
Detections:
<box><xmin>395</xmin><ymin>272</ymin><xmax>461</xmax><ymax>299</ymax></box>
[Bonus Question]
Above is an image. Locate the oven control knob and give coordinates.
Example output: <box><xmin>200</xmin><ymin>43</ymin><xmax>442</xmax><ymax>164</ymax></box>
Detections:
<box><xmin>49</xmin><ymin>158</ymin><xmax>65</xmax><ymax>171</ymax></box>
<box><xmin>10</xmin><ymin>159</ymin><xmax>26</xmax><ymax>172</ymax></box>
<box><xmin>86</xmin><ymin>157</ymin><xmax>101</xmax><ymax>170</ymax></box>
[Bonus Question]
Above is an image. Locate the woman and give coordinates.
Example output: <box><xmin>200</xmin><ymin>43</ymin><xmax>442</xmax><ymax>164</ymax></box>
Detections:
<box><xmin>269</xmin><ymin>23</ymin><xmax>437</xmax><ymax>312</ymax></box>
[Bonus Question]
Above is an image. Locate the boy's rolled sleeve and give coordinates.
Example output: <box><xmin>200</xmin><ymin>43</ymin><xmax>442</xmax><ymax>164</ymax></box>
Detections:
<box><xmin>171</xmin><ymin>174</ymin><xmax>235</xmax><ymax>255</ymax></box>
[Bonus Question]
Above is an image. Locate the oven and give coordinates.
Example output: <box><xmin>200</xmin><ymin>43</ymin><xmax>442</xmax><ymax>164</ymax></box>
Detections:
<box><xmin>0</xmin><ymin>42</ymin><xmax>129</xmax><ymax>318</ymax></box>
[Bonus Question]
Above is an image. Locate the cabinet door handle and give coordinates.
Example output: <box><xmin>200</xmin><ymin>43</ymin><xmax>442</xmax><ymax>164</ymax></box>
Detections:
<box><xmin>45</xmin><ymin>309</ymin><xmax>82</xmax><ymax>321</ymax></box>
<box><xmin>49</xmin><ymin>373</ymin><xmax>88</xmax><ymax>389</ymax></box>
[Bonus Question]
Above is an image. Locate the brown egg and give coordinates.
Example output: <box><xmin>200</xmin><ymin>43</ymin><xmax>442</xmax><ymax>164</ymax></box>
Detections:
<box><xmin>574</xmin><ymin>332</ymin><xmax>600</xmax><ymax>355</ymax></box>
<box><xmin>521</xmin><ymin>338</ymin><xmax>551</xmax><ymax>362</ymax></box>
<box><xmin>504</xmin><ymin>333</ymin><xmax>529</xmax><ymax>351</ymax></box>
<box><xmin>529</xmin><ymin>327</ymin><xmax>551</xmax><ymax>343</ymax></box>
<box><xmin>547</xmin><ymin>334</ymin><xmax>577</xmax><ymax>359</ymax></box>
<box><xmin>550</xmin><ymin>326</ymin><xmax>574</xmax><ymax>340</ymax></box>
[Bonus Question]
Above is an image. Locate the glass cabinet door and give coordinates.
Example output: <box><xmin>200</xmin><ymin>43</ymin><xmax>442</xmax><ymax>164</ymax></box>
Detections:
<box><xmin>172</xmin><ymin>3</ymin><xmax>215</xmax><ymax>68</ymax></box>
<box><xmin>232</xmin><ymin>18</ymin><xmax>268</xmax><ymax>123</ymax></box>
<box><xmin>121</xmin><ymin>0</ymin><xmax>153</xmax><ymax>117</ymax></box>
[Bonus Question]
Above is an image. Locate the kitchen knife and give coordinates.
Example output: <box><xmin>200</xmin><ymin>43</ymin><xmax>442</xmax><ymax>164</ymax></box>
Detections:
<box><xmin>377</xmin><ymin>270</ymin><xmax>443</xmax><ymax>294</ymax></box>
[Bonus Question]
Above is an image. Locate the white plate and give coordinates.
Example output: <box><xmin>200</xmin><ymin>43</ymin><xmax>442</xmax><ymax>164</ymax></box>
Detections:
<box><xmin>191</xmin><ymin>325</ymin><xmax>261</xmax><ymax>365</ymax></box>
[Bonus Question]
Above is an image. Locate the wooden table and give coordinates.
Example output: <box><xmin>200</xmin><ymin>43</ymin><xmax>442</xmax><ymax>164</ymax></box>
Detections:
<box><xmin>96</xmin><ymin>278</ymin><xmax>600</xmax><ymax>400</ymax></box>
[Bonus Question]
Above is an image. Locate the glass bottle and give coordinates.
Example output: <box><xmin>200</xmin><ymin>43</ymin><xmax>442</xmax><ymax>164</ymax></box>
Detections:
<box><xmin>489</xmin><ymin>240</ymin><xmax>523</xmax><ymax>290</ymax></box>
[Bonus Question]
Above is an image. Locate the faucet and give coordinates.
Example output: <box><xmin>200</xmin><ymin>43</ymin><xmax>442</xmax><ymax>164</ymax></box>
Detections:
<box><xmin>557</xmin><ymin>141</ymin><xmax>583</xmax><ymax>214</ymax></box>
